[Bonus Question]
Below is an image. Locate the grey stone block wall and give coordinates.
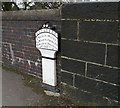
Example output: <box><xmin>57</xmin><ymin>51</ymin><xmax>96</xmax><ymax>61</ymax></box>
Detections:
<box><xmin>61</xmin><ymin>2</ymin><xmax>120</xmax><ymax>106</ymax></box>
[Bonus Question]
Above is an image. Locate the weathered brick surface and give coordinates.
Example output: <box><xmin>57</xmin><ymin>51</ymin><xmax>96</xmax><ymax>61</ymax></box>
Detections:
<box><xmin>2</xmin><ymin>10</ymin><xmax>61</xmax><ymax>85</ymax></box>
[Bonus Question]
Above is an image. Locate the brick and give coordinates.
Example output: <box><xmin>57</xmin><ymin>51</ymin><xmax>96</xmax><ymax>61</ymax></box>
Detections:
<box><xmin>107</xmin><ymin>45</ymin><xmax>120</xmax><ymax>67</ymax></box>
<box><xmin>75</xmin><ymin>75</ymin><xmax>118</xmax><ymax>100</ymax></box>
<box><xmin>61</xmin><ymin>39</ymin><xmax>105</xmax><ymax>64</ymax></box>
<box><xmin>30</xmin><ymin>62</ymin><xmax>36</xmax><ymax>69</ymax></box>
<box><xmin>87</xmin><ymin>64</ymin><xmax>119</xmax><ymax>84</ymax></box>
<box><xmin>62</xmin><ymin>3</ymin><xmax>118</xmax><ymax>19</ymax></box>
<box><xmin>61</xmin><ymin>72</ymin><xmax>73</xmax><ymax>85</ymax></box>
<box><xmin>61</xmin><ymin>20</ymin><xmax>77</xmax><ymax>39</ymax></box>
<box><xmin>61</xmin><ymin>58</ymin><xmax>85</xmax><ymax>75</ymax></box>
<box><xmin>79</xmin><ymin>21</ymin><xmax>118</xmax><ymax>43</ymax></box>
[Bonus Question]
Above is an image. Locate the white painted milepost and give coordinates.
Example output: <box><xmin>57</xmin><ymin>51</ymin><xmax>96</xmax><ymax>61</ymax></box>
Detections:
<box><xmin>35</xmin><ymin>23</ymin><xmax>58</xmax><ymax>87</ymax></box>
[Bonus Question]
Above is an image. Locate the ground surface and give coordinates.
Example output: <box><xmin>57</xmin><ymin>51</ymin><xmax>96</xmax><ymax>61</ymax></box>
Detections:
<box><xmin>3</xmin><ymin>69</ymin><xmax>40</xmax><ymax>106</ymax></box>
<box><xmin>2</xmin><ymin>69</ymin><xmax>74</xmax><ymax>106</ymax></box>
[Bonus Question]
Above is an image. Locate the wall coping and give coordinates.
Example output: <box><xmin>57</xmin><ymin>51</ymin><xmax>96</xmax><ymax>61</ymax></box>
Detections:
<box><xmin>2</xmin><ymin>9</ymin><xmax>61</xmax><ymax>21</ymax></box>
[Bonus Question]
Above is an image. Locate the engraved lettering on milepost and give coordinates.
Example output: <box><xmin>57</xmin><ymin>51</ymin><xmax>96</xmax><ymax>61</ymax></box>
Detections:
<box><xmin>36</xmin><ymin>28</ymin><xmax>58</xmax><ymax>51</ymax></box>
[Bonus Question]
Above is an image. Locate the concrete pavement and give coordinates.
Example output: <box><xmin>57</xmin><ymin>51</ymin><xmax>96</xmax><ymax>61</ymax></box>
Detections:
<box><xmin>2</xmin><ymin>69</ymin><xmax>74</xmax><ymax>106</ymax></box>
<box><xmin>2</xmin><ymin>69</ymin><xmax>41</xmax><ymax>106</ymax></box>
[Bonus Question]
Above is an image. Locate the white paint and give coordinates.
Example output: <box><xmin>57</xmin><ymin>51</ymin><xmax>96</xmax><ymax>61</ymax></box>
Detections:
<box><xmin>35</xmin><ymin>24</ymin><xmax>58</xmax><ymax>86</ymax></box>
<box><xmin>44</xmin><ymin>90</ymin><xmax>60</xmax><ymax>97</ymax></box>
<box><xmin>37</xmin><ymin>58</ymin><xmax>41</xmax><ymax>62</ymax></box>
<box><xmin>40</xmin><ymin>49</ymin><xmax>57</xmax><ymax>86</ymax></box>
<box><xmin>42</xmin><ymin>57</ymin><xmax>56</xmax><ymax>86</ymax></box>
<box><xmin>16</xmin><ymin>57</ymin><xmax>39</xmax><ymax>67</ymax></box>
<box><xmin>36</xmin><ymin>28</ymin><xmax>58</xmax><ymax>51</ymax></box>
<box><xmin>40</xmin><ymin>49</ymin><xmax>56</xmax><ymax>58</ymax></box>
<box><xmin>27</xmin><ymin>60</ymin><xmax>31</xmax><ymax>66</ymax></box>
<box><xmin>9</xmin><ymin>43</ymin><xmax>15</xmax><ymax>64</ymax></box>
<box><xmin>35</xmin><ymin>62</ymin><xmax>38</xmax><ymax>67</ymax></box>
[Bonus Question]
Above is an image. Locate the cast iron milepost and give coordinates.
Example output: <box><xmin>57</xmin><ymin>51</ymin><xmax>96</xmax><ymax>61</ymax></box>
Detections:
<box><xmin>35</xmin><ymin>23</ymin><xmax>58</xmax><ymax>87</ymax></box>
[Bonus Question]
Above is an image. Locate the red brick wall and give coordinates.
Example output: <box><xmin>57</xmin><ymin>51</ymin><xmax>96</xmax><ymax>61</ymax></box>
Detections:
<box><xmin>2</xmin><ymin>10</ymin><xmax>61</xmax><ymax>82</ymax></box>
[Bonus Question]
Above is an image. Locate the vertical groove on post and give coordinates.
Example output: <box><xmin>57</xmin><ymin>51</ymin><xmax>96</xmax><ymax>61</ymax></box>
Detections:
<box><xmin>77</xmin><ymin>21</ymin><xmax>80</xmax><ymax>40</ymax></box>
<box><xmin>104</xmin><ymin>44</ymin><xmax>108</xmax><ymax>65</ymax></box>
<box><xmin>85</xmin><ymin>62</ymin><xmax>87</xmax><ymax>77</ymax></box>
